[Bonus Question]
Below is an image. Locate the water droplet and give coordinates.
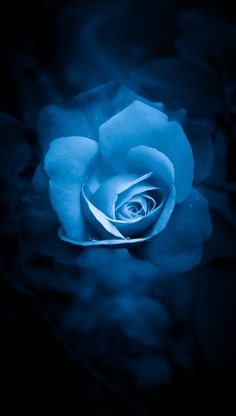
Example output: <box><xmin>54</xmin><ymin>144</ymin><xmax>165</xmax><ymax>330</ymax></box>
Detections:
<box><xmin>190</xmin><ymin>203</ymin><xmax>193</xmax><ymax>208</ymax></box>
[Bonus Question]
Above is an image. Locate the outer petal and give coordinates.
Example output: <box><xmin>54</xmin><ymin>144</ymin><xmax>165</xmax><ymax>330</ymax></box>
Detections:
<box><xmin>149</xmin><ymin>186</ymin><xmax>176</xmax><ymax>237</ymax></box>
<box><xmin>44</xmin><ymin>136</ymin><xmax>99</xmax><ymax>241</ymax></box>
<box><xmin>184</xmin><ymin>121</ymin><xmax>214</xmax><ymax>183</ymax></box>
<box><xmin>99</xmin><ymin>100</ymin><xmax>193</xmax><ymax>202</ymax></box>
<box><xmin>74</xmin><ymin>81</ymin><xmax>140</xmax><ymax>139</ymax></box>
<box><xmin>37</xmin><ymin>82</ymin><xmax>157</xmax><ymax>153</ymax></box>
<box><xmin>37</xmin><ymin>105</ymin><xmax>92</xmax><ymax>154</ymax></box>
<box><xmin>58</xmin><ymin>226</ymin><xmax>149</xmax><ymax>248</ymax></box>
<box><xmin>99</xmin><ymin>100</ymin><xmax>167</xmax><ymax>167</ymax></box>
<box><xmin>157</xmin><ymin>104</ymin><xmax>214</xmax><ymax>184</ymax></box>
<box><xmin>130</xmin><ymin>188</ymin><xmax>212</xmax><ymax>273</ymax></box>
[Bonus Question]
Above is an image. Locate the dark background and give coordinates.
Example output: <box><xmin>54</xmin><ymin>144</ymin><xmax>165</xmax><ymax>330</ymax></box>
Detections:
<box><xmin>1</xmin><ymin>1</ymin><xmax>236</xmax><ymax>414</ymax></box>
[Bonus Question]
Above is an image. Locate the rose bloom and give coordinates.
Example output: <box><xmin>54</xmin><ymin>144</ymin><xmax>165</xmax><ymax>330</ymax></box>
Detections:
<box><xmin>22</xmin><ymin>82</ymin><xmax>212</xmax><ymax>272</ymax></box>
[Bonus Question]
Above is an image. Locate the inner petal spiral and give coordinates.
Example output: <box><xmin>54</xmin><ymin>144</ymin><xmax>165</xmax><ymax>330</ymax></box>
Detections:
<box><xmin>115</xmin><ymin>189</ymin><xmax>162</xmax><ymax>221</ymax></box>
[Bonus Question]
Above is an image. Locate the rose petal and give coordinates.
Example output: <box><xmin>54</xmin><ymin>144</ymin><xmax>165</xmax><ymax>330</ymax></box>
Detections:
<box><xmin>85</xmin><ymin>158</ymin><xmax>112</xmax><ymax>195</ymax></box>
<box><xmin>81</xmin><ymin>186</ymin><xmax>125</xmax><ymax>240</ymax></box>
<box><xmin>156</xmin><ymin>104</ymin><xmax>214</xmax><ymax>184</ymax></box>
<box><xmin>151</xmin><ymin>122</ymin><xmax>193</xmax><ymax>200</ymax></box>
<box><xmin>117</xmin><ymin>195</ymin><xmax>149</xmax><ymax>218</ymax></box>
<box><xmin>110</xmin><ymin>202</ymin><xmax>164</xmax><ymax>237</ymax></box>
<box><xmin>99</xmin><ymin>100</ymin><xmax>193</xmax><ymax>201</ymax></box>
<box><xmin>185</xmin><ymin>121</ymin><xmax>214</xmax><ymax>183</ymax></box>
<box><xmin>37</xmin><ymin>105</ymin><xmax>92</xmax><ymax>154</ymax></box>
<box><xmin>127</xmin><ymin>145</ymin><xmax>174</xmax><ymax>192</ymax></box>
<box><xmin>126</xmin><ymin>146</ymin><xmax>176</xmax><ymax>235</ymax></box>
<box><xmin>150</xmin><ymin>186</ymin><xmax>176</xmax><ymax>237</ymax></box>
<box><xmin>116</xmin><ymin>183</ymin><xmax>159</xmax><ymax>211</ymax></box>
<box><xmin>116</xmin><ymin>192</ymin><xmax>158</xmax><ymax>218</ymax></box>
<box><xmin>37</xmin><ymin>82</ymin><xmax>164</xmax><ymax>154</ymax></box>
<box><xmin>74</xmin><ymin>81</ymin><xmax>140</xmax><ymax>139</ymax></box>
<box><xmin>58</xmin><ymin>226</ymin><xmax>149</xmax><ymax>247</ymax></box>
<box><xmin>91</xmin><ymin>172</ymin><xmax>152</xmax><ymax>218</ymax></box>
<box><xmin>132</xmin><ymin>188</ymin><xmax>212</xmax><ymax>272</ymax></box>
<box><xmin>99</xmin><ymin>100</ymin><xmax>167</xmax><ymax>169</ymax></box>
<box><xmin>44</xmin><ymin>136</ymin><xmax>99</xmax><ymax>241</ymax></box>
<box><xmin>83</xmin><ymin>186</ymin><xmax>165</xmax><ymax>239</ymax></box>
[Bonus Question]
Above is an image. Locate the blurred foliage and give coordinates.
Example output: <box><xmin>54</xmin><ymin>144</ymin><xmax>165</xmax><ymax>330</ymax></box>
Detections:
<box><xmin>0</xmin><ymin>0</ymin><xmax>236</xmax><ymax>414</ymax></box>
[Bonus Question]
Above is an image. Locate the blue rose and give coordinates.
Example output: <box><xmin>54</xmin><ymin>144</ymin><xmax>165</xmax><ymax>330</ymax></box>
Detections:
<box><xmin>23</xmin><ymin>82</ymin><xmax>212</xmax><ymax>272</ymax></box>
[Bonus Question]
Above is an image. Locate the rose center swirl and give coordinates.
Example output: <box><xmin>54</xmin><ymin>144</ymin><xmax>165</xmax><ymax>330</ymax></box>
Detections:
<box><xmin>115</xmin><ymin>192</ymin><xmax>159</xmax><ymax>220</ymax></box>
<box><xmin>82</xmin><ymin>172</ymin><xmax>167</xmax><ymax>239</ymax></box>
